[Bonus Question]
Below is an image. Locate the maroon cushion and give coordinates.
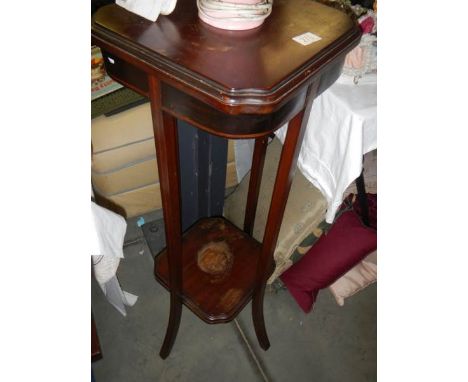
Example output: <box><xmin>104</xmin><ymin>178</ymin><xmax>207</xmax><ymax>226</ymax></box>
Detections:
<box><xmin>280</xmin><ymin>210</ymin><xmax>377</xmax><ymax>313</ymax></box>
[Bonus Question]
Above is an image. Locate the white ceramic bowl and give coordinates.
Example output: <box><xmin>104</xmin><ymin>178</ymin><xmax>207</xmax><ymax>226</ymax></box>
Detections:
<box><xmin>197</xmin><ymin>0</ymin><xmax>272</xmax><ymax>30</ymax></box>
<box><xmin>198</xmin><ymin>9</ymin><xmax>268</xmax><ymax>30</ymax></box>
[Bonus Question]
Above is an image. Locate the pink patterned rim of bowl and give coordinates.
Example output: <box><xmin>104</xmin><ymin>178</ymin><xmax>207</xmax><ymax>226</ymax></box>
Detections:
<box><xmin>201</xmin><ymin>8</ymin><xmax>267</xmax><ymax>19</ymax></box>
<box><xmin>222</xmin><ymin>0</ymin><xmax>264</xmax><ymax>4</ymax></box>
<box><xmin>198</xmin><ymin>9</ymin><xmax>267</xmax><ymax>30</ymax></box>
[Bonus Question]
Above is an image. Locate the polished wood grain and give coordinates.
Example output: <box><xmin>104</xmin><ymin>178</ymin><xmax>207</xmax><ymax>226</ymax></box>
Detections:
<box><xmin>252</xmin><ymin>82</ymin><xmax>319</xmax><ymax>349</ymax></box>
<box><xmin>154</xmin><ymin>217</ymin><xmax>262</xmax><ymax>323</ymax></box>
<box><xmin>160</xmin><ymin>82</ymin><xmax>308</xmax><ymax>138</ymax></box>
<box><xmin>148</xmin><ymin>75</ymin><xmax>184</xmax><ymax>359</ymax></box>
<box><xmin>101</xmin><ymin>49</ymin><xmax>149</xmax><ymax>97</ymax></box>
<box><xmin>91</xmin><ymin>314</ymin><xmax>102</xmax><ymax>362</ymax></box>
<box><xmin>91</xmin><ymin>0</ymin><xmax>361</xmax><ymax>358</ymax></box>
<box><xmin>244</xmin><ymin>136</ymin><xmax>269</xmax><ymax>236</ymax></box>
<box><xmin>92</xmin><ymin>0</ymin><xmax>360</xmax><ymax>113</ymax></box>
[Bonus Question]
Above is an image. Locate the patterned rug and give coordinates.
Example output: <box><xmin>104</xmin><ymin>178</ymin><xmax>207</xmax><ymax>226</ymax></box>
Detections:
<box><xmin>91</xmin><ymin>87</ymin><xmax>147</xmax><ymax>119</ymax></box>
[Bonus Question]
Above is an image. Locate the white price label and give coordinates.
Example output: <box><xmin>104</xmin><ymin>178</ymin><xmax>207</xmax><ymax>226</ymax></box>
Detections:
<box><xmin>292</xmin><ymin>32</ymin><xmax>322</xmax><ymax>46</ymax></box>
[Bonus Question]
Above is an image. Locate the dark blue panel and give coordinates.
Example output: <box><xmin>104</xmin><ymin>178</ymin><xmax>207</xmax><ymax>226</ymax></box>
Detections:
<box><xmin>177</xmin><ymin>120</ymin><xmax>228</xmax><ymax>231</ymax></box>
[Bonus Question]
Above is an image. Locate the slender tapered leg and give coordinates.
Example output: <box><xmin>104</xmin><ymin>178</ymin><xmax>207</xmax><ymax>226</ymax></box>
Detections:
<box><xmin>149</xmin><ymin>75</ymin><xmax>183</xmax><ymax>359</ymax></box>
<box><xmin>252</xmin><ymin>83</ymin><xmax>318</xmax><ymax>350</ymax></box>
<box><xmin>243</xmin><ymin>136</ymin><xmax>269</xmax><ymax>236</ymax></box>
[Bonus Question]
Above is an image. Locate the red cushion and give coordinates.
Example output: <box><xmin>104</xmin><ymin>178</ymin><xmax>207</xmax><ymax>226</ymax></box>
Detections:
<box><xmin>280</xmin><ymin>210</ymin><xmax>377</xmax><ymax>313</ymax></box>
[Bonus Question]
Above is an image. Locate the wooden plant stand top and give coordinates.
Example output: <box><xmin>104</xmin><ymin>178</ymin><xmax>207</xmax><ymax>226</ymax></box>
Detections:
<box><xmin>92</xmin><ymin>0</ymin><xmax>361</xmax><ymax>359</ymax></box>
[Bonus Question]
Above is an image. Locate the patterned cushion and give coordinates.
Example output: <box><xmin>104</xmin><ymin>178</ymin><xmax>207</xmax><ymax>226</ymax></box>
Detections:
<box><xmin>223</xmin><ymin>138</ymin><xmax>327</xmax><ymax>284</ymax></box>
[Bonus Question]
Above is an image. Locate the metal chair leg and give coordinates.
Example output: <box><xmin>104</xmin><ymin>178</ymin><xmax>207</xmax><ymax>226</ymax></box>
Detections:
<box><xmin>355</xmin><ymin>171</ymin><xmax>370</xmax><ymax>227</ymax></box>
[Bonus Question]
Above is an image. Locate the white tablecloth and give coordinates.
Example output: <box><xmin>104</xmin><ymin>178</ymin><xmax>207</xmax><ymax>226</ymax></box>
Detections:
<box><xmin>234</xmin><ymin>72</ymin><xmax>376</xmax><ymax>223</ymax></box>
<box><xmin>275</xmin><ymin>72</ymin><xmax>377</xmax><ymax>223</ymax></box>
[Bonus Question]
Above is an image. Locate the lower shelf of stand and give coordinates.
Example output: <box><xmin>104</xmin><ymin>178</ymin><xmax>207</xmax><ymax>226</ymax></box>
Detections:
<box><xmin>154</xmin><ymin>217</ymin><xmax>262</xmax><ymax>324</ymax></box>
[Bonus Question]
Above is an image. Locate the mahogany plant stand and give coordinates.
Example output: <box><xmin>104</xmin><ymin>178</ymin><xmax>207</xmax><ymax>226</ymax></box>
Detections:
<box><xmin>92</xmin><ymin>0</ymin><xmax>360</xmax><ymax>359</ymax></box>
